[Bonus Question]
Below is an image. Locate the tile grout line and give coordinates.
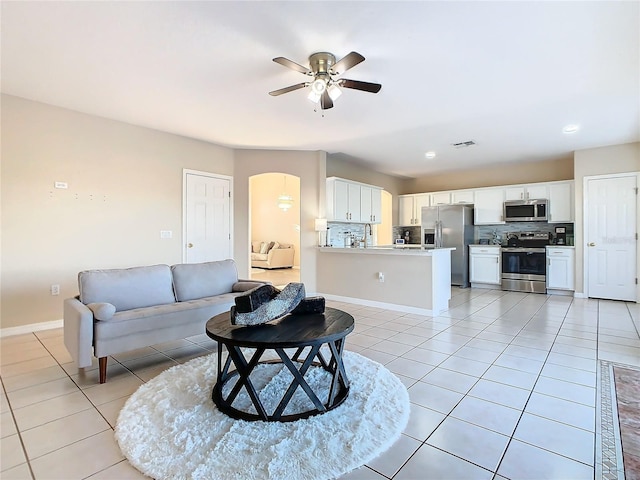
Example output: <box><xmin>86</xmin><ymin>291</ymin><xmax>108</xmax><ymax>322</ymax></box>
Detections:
<box><xmin>492</xmin><ymin>296</ymin><xmax>589</xmax><ymax>477</ymax></box>
<box><xmin>387</xmin><ymin>290</ymin><xmax>549</xmax><ymax>480</ymax></box>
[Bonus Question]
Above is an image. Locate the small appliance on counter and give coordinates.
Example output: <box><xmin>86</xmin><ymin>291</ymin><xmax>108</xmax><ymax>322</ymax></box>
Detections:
<box><xmin>555</xmin><ymin>226</ymin><xmax>567</xmax><ymax>245</ymax></box>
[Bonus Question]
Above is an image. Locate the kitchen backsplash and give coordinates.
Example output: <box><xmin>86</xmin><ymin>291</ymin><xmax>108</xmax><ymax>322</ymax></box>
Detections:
<box><xmin>393</xmin><ymin>223</ymin><xmax>574</xmax><ymax>246</ymax></box>
<box><xmin>476</xmin><ymin>222</ymin><xmax>574</xmax><ymax>245</ymax></box>
<box><xmin>327</xmin><ymin>222</ymin><xmax>371</xmax><ymax>247</ymax></box>
<box><xmin>332</xmin><ymin>222</ymin><xmax>574</xmax><ymax>247</ymax></box>
<box><xmin>392</xmin><ymin>226</ymin><xmax>422</xmax><ymax>244</ymax></box>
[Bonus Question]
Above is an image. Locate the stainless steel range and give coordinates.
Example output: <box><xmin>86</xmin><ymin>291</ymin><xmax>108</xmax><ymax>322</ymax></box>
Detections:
<box><xmin>501</xmin><ymin>232</ymin><xmax>550</xmax><ymax>294</ymax></box>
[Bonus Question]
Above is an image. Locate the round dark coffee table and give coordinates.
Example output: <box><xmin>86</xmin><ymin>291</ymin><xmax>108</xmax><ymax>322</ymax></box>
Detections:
<box><xmin>205</xmin><ymin>307</ymin><xmax>354</xmax><ymax>422</ymax></box>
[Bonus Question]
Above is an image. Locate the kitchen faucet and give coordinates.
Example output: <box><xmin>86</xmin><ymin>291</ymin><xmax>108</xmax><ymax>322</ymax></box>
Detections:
<box><xmin>364</xmin><ymin>223</ymin><xmax>373</xmax><ymax>248</ymax></box>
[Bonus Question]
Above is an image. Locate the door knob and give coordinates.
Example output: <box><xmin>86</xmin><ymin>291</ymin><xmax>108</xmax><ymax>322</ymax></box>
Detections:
<box><xmin>187</xmin><ymin>243</ymin><xmax>194</xmax><ymax>248</ymax></box>
<box><xmin>588</xmin><ymin>242</ymin><xmax>595</xmax><ymax>247</ymax></box>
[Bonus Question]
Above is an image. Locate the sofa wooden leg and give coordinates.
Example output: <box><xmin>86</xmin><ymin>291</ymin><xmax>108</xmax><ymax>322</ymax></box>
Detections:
<box><xmin>99</xmin><ymin>357</ymin><xmax>107</xmax><ymax>384</ymax></box>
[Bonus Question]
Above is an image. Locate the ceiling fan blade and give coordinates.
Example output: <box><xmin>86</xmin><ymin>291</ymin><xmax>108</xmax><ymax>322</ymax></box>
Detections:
<box><xmin>269</xmin><ymin>83</ymin><xmax>308</xmax><ymax>96</ymax></box>
<box><xmin>320</xmin><ymin>90</ymin><xmax>334</xmax><ymax>110</ymax></box>
<box><xmin>272</xmin><ymin>57</ymin><xmax>310</xmax><ymax>75</ymax></box>
<box><xmin>338</xmin><ymin>79</ymin><xmax>382</xmax><ymax>94</ymax></box>
<box><xmin>331</xmin><ymin>51</ymin><xmax>365</xmax><ymax>74</ymax></box>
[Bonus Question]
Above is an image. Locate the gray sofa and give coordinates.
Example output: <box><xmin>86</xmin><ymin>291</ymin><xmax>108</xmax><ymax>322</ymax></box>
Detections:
<box><xmin>63</xmin><ymin>259</ymin><xmax>265</xmax><ymax>383</ymax></box>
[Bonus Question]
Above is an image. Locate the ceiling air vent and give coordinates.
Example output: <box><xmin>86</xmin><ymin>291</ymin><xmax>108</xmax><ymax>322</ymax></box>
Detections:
<box><xmin>452</xmin><ymin>140</ymin><xmax>476</xmax><ymax>149</ymax></box>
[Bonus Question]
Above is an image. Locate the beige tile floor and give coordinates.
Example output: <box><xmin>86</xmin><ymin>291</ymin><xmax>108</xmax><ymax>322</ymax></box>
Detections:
<box><xmin>250</xmin><ymin>267</ymin><xmax>300</xmax><ymax>287</ymax></box>
<box><xmin>1</xmin><ymin>288</ymin><xmax>639</xmax><ymax>479</ymax></box>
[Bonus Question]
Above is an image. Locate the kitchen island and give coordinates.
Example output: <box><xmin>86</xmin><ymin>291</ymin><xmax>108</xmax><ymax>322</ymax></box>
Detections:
<box><xmin>316</xmin><ymin>247</ymin><xmax>454</xmax><ymax>315</ymax></box>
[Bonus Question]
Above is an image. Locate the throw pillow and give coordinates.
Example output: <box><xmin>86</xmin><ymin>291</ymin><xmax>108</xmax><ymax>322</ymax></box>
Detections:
<box><xmin>87</xmin><ymin>302</ymin><xmax>116</xmax><ymax>321</ymax></box>
<box><xmin>259</xmin><ymin>242</ymin><xmax>269</xmax><ymax>254</ymax></box>
<box><xmin>273</xmin><ymin>241</ymin><xmax>281</xmax><ymax>249</ymax></box>
<box><xmin>267</xmin><ymin>241</ymin><xmax>275</xmax><ymax>252</ymax></box>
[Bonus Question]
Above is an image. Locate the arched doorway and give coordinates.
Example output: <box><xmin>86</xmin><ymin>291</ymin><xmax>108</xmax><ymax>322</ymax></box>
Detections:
<box><xmin>249</xmin><ymin>173</ymin><xmax>301</xmax><ymax>287</ymax></box>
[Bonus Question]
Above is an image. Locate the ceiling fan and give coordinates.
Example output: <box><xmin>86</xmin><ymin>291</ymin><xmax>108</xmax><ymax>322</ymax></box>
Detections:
<box><xmin>269</xmin><ymin>51</ymin><xmax>382</xmax><ymax>110</ymax></box>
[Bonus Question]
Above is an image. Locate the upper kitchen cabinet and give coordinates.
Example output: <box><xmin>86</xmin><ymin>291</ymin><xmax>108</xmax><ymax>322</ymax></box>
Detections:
<box><xmin>426</xmin><ymin>190</ymin><xmax>474</xmax><ymax>206</ymax></box>
<box><xmin>451</xmin><ymin>190</ymin><xmax>475</xmax><ymax>204</ymax></box>
<box><xmin>398</xmin><ymin>194</ymin><xmax>430</xmax><ymax>226</ymax></box>
<box><xmin>474</xmin><ymin>188</ymin><xmax>505</xmax><ymax>225</ymax></box>
<box><xmin>360</xmin><ymin>184</ymin><xmax>383</xmax><ymax>224</ymax></box>
<box><xmin>504</xmin><ymin>184</ymin><xmax>549</xmax><ymax>201</ymax></box>
<box><xmin>430</xmin><ymin>192</ymin><xmax>451</xmax><ymax>206</ymax></box>
<box><xmin>326</xmin><ymin>177</ymin><xmax>382</xmax><ymax>224</ymax></box>
<box><xmin>548</xmin><ymin>181</ymin><xmax>574</xmax><ymax>223</ymax></box>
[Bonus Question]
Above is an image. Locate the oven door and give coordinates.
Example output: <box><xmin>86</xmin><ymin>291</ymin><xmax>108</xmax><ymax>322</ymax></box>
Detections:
<box><xmin>501</xmin><ymin>248</ymin><xmax>547</xmax><ymax>293</ymax></box>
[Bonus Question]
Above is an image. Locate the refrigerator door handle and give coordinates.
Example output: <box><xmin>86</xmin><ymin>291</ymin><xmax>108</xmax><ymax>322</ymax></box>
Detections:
<box><xmin>435</xmin><ymin>220</ymin><xmax>443</xmax><ymax>248</ymax></box>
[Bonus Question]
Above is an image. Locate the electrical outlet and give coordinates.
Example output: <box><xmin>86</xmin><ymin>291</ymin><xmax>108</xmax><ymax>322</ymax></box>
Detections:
<box><xmin>378</xmin><ymin>272</ymin><xmax>384</xmax><ymax>283</ymax></box>
<box><xmin>50</xmin><ymin>284</ymin><xmax>60</xmax><ymax>296</ymax></box>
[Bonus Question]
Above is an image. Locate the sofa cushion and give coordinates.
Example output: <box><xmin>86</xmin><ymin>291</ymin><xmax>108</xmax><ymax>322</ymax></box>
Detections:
<box><xmin>171</xmin><ymin>259</ymin><xmax>238</xmax><ymax>302</ymax></box>
<box><xmin>79</xmin><ymin>264</ymin><xmax>175</xmax><ymax>312</ymax></box>
<box><xmin>250</xmin><ymin>253</ymin><xmax>268</xmax><ymax>261</ymax></box>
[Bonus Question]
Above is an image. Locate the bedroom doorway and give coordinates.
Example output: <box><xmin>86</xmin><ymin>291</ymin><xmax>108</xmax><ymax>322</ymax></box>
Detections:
<box><xmin>249</xmin><ymin>173</ymin><xmax>301</xmax><ymax>287</ymax></box>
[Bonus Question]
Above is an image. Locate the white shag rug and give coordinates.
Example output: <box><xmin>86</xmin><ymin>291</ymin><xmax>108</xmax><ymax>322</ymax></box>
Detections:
<box><xmin>115</xmin><ymin>350</ymin><xmax>410</xmax><ymax>480</ymax></box>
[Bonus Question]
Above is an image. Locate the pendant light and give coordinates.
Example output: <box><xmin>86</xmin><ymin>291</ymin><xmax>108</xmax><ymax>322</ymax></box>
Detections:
<box><xmin>277</xmin><ymin>175</ymin><xmax>294</xmax><ymax>211</ymax></box>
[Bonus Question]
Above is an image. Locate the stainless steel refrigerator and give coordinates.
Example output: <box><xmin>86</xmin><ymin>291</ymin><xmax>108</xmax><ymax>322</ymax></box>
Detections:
<box><xmin>421</xmin><ymin>204</ymin><xmax>474</xmax><ymax>287</ymax></box>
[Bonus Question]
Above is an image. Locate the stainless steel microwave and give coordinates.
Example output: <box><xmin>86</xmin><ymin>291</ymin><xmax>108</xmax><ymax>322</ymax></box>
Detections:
<box><xmin>504</xmin><ymin>199</ymin><xmax>548</xmax><ymax>222</ymax></box>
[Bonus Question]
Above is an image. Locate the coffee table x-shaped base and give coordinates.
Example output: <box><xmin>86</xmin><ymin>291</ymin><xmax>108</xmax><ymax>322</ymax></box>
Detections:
<box><xmin>212</xmin><ymin>340</ymin><xmax>350</xmax><ymax>422</ymax></box>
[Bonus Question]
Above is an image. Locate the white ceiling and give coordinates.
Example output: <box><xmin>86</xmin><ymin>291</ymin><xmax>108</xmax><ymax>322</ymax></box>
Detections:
<box><xmin>2</xmin><ymin>1</ymin><xmax>639</xmax><ymax>178</ymax></box>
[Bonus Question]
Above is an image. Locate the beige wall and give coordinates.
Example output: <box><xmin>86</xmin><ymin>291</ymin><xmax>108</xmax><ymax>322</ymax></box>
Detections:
<box><xmin>1</xmin><ymin>95</ymin><xmax>235</xmax><ymax>328</ymax></box>
<box><xmin>234</xmin><ymin>150</ymin><xmax>326</xmax><ymax>293</ymax></box>
<box><xmin>403</xmin><ymin>157</ymin><xmax>574</xmax><ymax>193</ymax></box>
<box><xmin>573</xmin><ymin>142</ymin><xmax>640</xmax><ymax>294</ymax></box>
<box><xmin>250</xmin><ymin>173</ymin><xmax>301</xmax><ymax>266</ymax></box>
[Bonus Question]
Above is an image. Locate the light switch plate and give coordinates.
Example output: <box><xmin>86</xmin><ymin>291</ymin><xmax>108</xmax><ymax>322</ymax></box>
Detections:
<box><xmin>160</xmin><ymin>230</ymin><xmax>172</xmax><ymax>239</ymax></box>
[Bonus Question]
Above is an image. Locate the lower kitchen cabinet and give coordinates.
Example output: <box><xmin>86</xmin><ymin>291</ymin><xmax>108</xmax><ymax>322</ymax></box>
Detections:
<box><xmin>546</xmin><ymin>246</ymin><xmax>575</xmax><ymax>291</ymax></box>
<box><xmin>469</xmin><ymin>245</ymin><xmax>501</xmax><ymax>286</ymax></box>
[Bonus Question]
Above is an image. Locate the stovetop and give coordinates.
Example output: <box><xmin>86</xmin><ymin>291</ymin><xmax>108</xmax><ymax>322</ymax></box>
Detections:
<box><xmin>506</xmin><ymin>232</ymin><xmax>551</xmax><ymax>248</ymax></box>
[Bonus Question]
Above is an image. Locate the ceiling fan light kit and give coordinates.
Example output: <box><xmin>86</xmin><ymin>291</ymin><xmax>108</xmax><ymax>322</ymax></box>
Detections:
<box><xmin>269</xmin><ymin>51</ymin><xmax>382</xmax><ymax>110</ymax></box>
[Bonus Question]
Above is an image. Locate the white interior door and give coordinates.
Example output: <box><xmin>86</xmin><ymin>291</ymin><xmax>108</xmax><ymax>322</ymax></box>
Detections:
<box><xmin>586</xmin><ymin>174</ymin><xmax>637</xmax><ymax>301</ymax></box>
<box><xmin>184</xmin><ymin>171</ymin><xmax>232</xmax><ymax>263</ymax></box>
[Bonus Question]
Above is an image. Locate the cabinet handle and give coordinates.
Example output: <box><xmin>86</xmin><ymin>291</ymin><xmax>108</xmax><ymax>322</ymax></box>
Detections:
<box><xmin>548</xmin><ymin>258</ymin><xmax>551</xmax><ymax>265</ymax></box>
<box><xmin>496</xmin><ymin>257</ymin><xmax>499</xmax><ymax>263</ymax></box>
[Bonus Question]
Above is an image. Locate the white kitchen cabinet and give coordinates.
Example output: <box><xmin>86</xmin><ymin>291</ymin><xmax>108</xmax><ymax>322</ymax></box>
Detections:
<box><xmin>474</xmin><ymin>188</ymin><xmax>505</xmax><ymax>225</ymax></box>
<box><xmin>504</xmin><ymin>184</ymin><xmax>548</xmax><ymax>201</ymax></box>
<box><xmin>470</xmin><ymin>245</ymin><xmax>502</xmax><ymax>285</ymax></box>
<box><xmin>360</xmin><ymin>185</ymin><xmax>383</xmax><ymax>224</ymax></box>
<box><xmin>327</xmin><ymin>177</ymin><xmax>383</xmax><ymax>224</ymax></box>
<box><xmin>546</xmin><ymin>246</ymin><xmax>575</xmax><ymax>291</ymax></box>
<box><xmin>451</xmin><ymin>190</ymin><xmax>475</xmax><ymax>204</ymax></box>
<box><xmin>548</xmin><ymin>181</ymin><xmax>573</xmax><ymax>223</ymax></box>
<box><xmin>398</xmin><ymin>194</ymin><xmax>429</xmax><ymax>226</ymax></box>
<box><xmin>430</xmin><ymin>192</ymin><xmax>451</xmax><ymax>206</ymax></box>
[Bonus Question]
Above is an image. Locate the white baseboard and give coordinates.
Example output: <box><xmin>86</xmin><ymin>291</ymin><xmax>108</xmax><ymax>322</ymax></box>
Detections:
<box><xmin>316</xmin><ymin>293</ymin><xmax>436</xmax><ymax>316</ymax></box>
<box><xmin>573</xmin><ymin>292</ymin><xmax>587</xmax><ymax>299</ymax></box>
<box><xmin>0</xmin><ymin>319</ymin><xmax>63</xmax><ymax>338</ymax></box>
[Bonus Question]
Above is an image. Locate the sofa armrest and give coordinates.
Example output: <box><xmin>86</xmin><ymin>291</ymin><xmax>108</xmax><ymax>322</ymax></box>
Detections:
<box><xmin>233</xmin><ymin>280</ymin><xmax>270</xmax><ymax>292</ymax></box>
<box><xmin>267</xmin><ymin>247</ymin><xmax>295</xmax><ymax>267</ymax></box>
<box><xmin>63</xmin><ymin>297</ymin><xmax>94</xmax><ymax>368</ymax></box>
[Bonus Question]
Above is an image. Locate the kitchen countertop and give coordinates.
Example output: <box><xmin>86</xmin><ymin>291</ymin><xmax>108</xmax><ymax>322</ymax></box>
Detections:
<box><xmin>318</xmin><ymin>246</ymin><xmax>455</xmax><ymax>256</ymax></box>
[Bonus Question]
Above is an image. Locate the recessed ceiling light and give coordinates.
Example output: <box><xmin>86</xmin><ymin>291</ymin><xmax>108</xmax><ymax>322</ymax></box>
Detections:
<box><xmin>562</xmin><ymin>124</ymin><xmax>580</xmax><ymax>134</ymax></box>
<box><xmin>425</xmin><ymin>151</ymin><xmax>436</xmax><ymax>159</ymax></box>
